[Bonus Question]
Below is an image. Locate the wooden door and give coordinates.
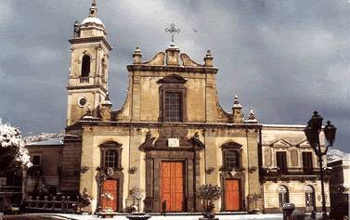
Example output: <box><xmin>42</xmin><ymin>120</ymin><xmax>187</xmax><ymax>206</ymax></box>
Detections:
<box><xmin>101</xmin><ymin>180</ymin><xmax>118</xmax><ymax>211</ymax></box>
<box><xmin>225</xmin><ymin>179</ymin><xmax>240</xmax><ymax>211</ymax></box>
<box><xmin>161</xmin><ymin>162</ymin><xmax>184</xmax><ymax>212</ymax></box>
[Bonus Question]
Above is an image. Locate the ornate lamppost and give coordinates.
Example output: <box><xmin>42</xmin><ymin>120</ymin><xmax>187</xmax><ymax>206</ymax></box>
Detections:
<box><xmin>304</xmin><ymin>111</ymin><xmax>336</xmax><ymax>219</ymax></box>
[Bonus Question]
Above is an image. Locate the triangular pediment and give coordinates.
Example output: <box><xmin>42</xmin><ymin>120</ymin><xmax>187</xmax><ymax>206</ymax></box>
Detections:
<box><xmin>270</xmin><ymin>139</ymin><xmax>292</xmax><ymax>147</ymax></box>
<box><xmin>157</xmin><ymin>74</ymin><xmax>187</xmax><ymax>84</ymax></box>
<box><xmin>298</xmin><ymin>139</ymin><xmax>310</xmax><ymax>147</ymax></box>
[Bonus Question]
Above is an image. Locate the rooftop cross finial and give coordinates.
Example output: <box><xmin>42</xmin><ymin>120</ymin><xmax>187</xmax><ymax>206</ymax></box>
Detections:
<box><xmin>165</xmin><ymin>23</ymin><xmax>181</xmax><ymax>44</ymax></box>
<box><xmin>89</xmin><ymin>0</ymin><xmax>97</xmax><ymax>17</ymax></box>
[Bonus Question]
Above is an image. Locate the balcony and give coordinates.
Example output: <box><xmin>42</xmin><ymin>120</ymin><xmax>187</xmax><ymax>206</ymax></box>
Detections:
<box><xmin>261</xmin><ymin>167</ymin><xmax>332</xmax><ymax>181</ymax></box>
<box><xmin>0</xmin><ymin>185</ymin><xmax>22</xmax><ymax>193</ymax></box>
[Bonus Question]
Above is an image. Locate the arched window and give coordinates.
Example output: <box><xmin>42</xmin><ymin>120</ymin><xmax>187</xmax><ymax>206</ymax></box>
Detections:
<box><xmin>278</xmin><ymin>185</ymin><xmax>289</xmax><ymax>207</ymax></box>
<box><xmin>101</xmin><ymin>58</ymin><xmax>106</xmax><ymax>83</ymax></box>
<box><xmin>104</xmin><ymin>150</ymin><xmax>118</xmax><ymax>168</ymax></box>
<box><xmin>226</xmin><ymin>150</ymin><xmax>239</xmax><ymax>169</ymax></box>
<box><xmin>81</xmin><ymin>55</ymin><xmax>91</xmax><ymax>77</ymax></box>
<box><xmin>305</xmin><ymin>185</ymin><xmax>315</xmax><ymax>207</ymax></box>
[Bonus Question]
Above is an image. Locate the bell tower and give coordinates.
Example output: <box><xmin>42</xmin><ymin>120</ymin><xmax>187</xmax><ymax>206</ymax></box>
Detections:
<box><xmin>66</xmin><ymin>0</ymin><xmax>112</xmax><ymax>126</ymax></box>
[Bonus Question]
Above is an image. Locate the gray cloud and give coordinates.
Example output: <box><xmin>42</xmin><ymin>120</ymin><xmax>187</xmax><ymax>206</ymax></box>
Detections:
<box><xmin>0</xmin><ymin>0</ymin><xmax>348</xmax><ymax>152</ymax></box>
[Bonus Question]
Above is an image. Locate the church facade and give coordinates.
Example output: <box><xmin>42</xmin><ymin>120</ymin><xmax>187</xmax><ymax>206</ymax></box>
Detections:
<box><xmin>25</xmin><ymin>1</ymin><xmax>330</xmax><ymax>214</ymax></box>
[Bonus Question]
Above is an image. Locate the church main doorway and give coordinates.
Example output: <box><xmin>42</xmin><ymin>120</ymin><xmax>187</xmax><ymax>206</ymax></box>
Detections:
<box><xmin>161</xmin><ymin>162</ymin><xmax>184</xmax><ymax>212</ymax></box>
<box><xmin>101</xmin><ymin>180</ymin><xmax>118</xmax><ymax>211</ymax></box>
<box><xmin>225</xmin><ymin>179</ymin><xmax>240</xmax><ymax>211</ymax></box>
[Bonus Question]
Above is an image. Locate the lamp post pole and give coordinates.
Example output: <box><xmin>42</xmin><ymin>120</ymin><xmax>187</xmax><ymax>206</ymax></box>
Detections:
<box><xmin>304</xmin><ymin>111</ymin><xmax>336</xmax><ymax>220</ymax></box>
<box><xmin>318</xmin><ymin>151</ymin><xmax>326</xmax><ymax>217</ymax></box>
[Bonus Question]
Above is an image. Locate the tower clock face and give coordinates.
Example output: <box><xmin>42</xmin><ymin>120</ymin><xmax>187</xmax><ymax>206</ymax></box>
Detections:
<box><xmin>78</xmin><ymin>97</ymin><xmax>87</xmax><ymax>107</ymax></box>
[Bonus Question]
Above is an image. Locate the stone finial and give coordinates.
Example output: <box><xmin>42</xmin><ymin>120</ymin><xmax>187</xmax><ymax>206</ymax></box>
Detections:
<box><xmin>73</xmin><ymin>21</ymin><xmax>80</xmax><ymax>38</ymax></box>
<box><xmin>204</xmin><ymin>49</ymin><xmax>214</xmax><ymax>67</ymax></box>
<box><xmin>101</xmin><ymin>93</ymin><xmax>112</xmax><ymax>121</ymax></box>
<box><xmin>89</xmin><ymin>0</ymin><xmax>98</xmax><ymax>17</ymax></box>
<box><xmin>165</xmin><ymin>46</ymin><xmax>180</xmax><ymax>66</ymax></box>
<box><xmin>103</xmin><ymin>92</ymin><xmax>112</xmax><ymax>105</ymax></box>
<box><xmin>133</xmin><ymin>46</ymin><xmax>142</xmax><ymax>64</ymax></box>
<box><xmin>86</xmin><ymin>105</ymin><xmax>92</xmax><ymax>116</ymax></box>
<box><xmin>206</xmin><ymin>49</ymin><xmax>213</xmax><ymax>58</ymax></box>
<box><xmin>247</xmin><ymin>107</ymin><xmax>258</xmax><ymax>123</ymax></box>
<box><xmin>83</xmin><ymin>105</ymin><xmax>94</xmax><ymax>120</ymax></box>
<box><xmin>233</xmin><ymin>95</ymin><xmax>242</xmax><ymax>109</ymax></box>
<box><xmin>232</xmin><ymin>95</ymin><xmax>243</xmax><ymax>123</ymax></box>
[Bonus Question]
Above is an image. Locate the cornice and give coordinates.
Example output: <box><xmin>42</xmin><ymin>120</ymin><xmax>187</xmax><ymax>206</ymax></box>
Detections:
<box><xmin>69</xmin><ymin>36</ymin><xmax>112</xmax><ymax>51</ymax></box>
<box><xmin>127</xmin><ymin>64</ymin><xmax>218</xmax><ymax>74</ymax></box>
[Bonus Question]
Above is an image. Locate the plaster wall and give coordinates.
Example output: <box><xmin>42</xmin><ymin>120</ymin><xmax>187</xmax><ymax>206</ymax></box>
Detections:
<box><xmin>263</xmin><ymin>180</ymin><xmax>330</xmax><ymax>211</ymax></box>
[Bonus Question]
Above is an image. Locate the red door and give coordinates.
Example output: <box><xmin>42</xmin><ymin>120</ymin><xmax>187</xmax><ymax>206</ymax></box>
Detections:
<box><xmin>161</xmin><ymin>162</ymin><xmax>184</xmax><ymax>212</ymax></box>
<box><xmin>225</xmin><ymin>180</ymin><xmax>240</xmax><ymax>211</ymax></box>
<box><xmin>101</xmin><ymin>180</ymin><xmax>118</xmax><ymax>211</ymax></box>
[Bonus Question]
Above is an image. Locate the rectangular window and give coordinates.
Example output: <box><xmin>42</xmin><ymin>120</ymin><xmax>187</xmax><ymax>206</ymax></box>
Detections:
<box><xmin>302</xmin><ymin>152</ymin><xmax>313</xmax><ymax>173</ymax></box>
<box><xmin>32</xmin><ymin>155</ymin><xmax>41</xmax><ymax>166</ymax></box>
<box><xmin>164</xmin><ymin>92</ymin><xmax>182</xmax><ymax>122</ymax></box>
<box><xmin>104</xmin><ymin>150</ymin><xmax>118</xmax><ymax>168</ymax></box>
<box><xmin>276</xmin><ymin>152</ymin><xmax>287</xmax><ymax>173</ymax></box>
<box><xmin>226</xmin><ymin>150</ymin><xmax>239</xmax><ymax>169</ymax></box>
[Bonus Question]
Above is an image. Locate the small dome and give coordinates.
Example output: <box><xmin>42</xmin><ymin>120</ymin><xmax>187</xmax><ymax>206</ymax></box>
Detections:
<box><xmin>81</xmin><ymin>17</ymin><xmax>104</xmax><ymax>27</ymax></box>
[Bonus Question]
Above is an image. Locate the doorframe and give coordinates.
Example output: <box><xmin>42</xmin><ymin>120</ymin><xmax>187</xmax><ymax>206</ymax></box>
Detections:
<box><xmin>144</xmin><ymin>149</ymin><xmax>201</xmax><ymax>213</ymax></box>
<box><xmin>98</xmin><ymin>173</ymin><xmax>124</xmax><ymax>212</ymax></box>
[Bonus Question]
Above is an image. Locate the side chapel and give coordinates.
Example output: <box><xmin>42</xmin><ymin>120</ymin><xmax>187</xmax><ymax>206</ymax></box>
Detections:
<box><xmin>25</xmin><ymin>1</ymin><xmax>331</xmax><ymax>214</ymax></box>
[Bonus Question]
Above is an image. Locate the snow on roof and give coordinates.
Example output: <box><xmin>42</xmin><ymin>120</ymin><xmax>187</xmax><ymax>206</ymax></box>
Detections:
<box><xmin>27</xmin><ymin>137</ymin><xmax>63</xmax><ymax>146</ymax></box>
<box><xmin>327</xmin><ymin>149</ymin><xmax>350</xmax><ymax>162</ymax></box>
<box><xmin>262</xmin><ymin>124</ymin><xmax>306</xmax><ymax>128</ymax></box>
<box><xmin>81</xmin><ymin>17</ymin><xmax>104</xmax><ymax>26</ymax></box>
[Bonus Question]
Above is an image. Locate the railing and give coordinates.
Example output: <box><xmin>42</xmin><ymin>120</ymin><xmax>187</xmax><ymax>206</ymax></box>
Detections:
<box><xmin>261</xmin><ymin>167</ymin><xmax>324</xmax><ymax>175</ymax></box>
<box><xmin>80</xmin><ymin>77</ymin><xmax>90</xmax><ymax>83</ymax></box>
<box><xmin>25</xmin><ymin>195</ymin><xmax>78</xmax><ymax>213</ymax></box>
<box><xmin>0</xmin><ymin>185</ymin><xmax>22</xmax><ymax>193</ymax></box>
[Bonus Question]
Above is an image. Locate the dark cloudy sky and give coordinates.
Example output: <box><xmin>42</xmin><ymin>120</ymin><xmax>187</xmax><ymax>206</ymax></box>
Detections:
<box><xmin>0</xmin><ymin>0</ymin><xmax>348</xmax><ymax>152</ymax></box>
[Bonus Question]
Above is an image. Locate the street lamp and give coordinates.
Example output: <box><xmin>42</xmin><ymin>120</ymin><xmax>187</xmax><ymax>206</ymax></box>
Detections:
<box><xmin>304</xmin><ymin>111</ymin><xmax>336</xmax><ymax>219</ymax></box>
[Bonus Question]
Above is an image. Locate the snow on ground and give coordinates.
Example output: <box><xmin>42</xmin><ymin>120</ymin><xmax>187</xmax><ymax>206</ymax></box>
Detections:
<box><xmin>56</xmin><ymin>214</ymin><xmax>283</xmax><ymax>220</ymax></box>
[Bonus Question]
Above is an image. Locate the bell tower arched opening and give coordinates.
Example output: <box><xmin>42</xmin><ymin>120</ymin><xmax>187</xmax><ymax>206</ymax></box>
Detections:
<box><xmin>81</xmin><ymin>55</ymin><xmax>91</xmax><ymax>77</ymax></box>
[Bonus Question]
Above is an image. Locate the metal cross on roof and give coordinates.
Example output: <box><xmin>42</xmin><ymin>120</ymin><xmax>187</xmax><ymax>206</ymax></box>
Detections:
<box><xmin>165</xmin><ymin>23</ymin><xmax>181</xmax><ymax>44</ymax></box>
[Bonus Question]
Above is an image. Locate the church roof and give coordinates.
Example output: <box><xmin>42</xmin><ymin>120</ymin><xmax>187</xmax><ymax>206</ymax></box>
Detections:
<box><xmin>27</xmin><ymin>137</ymin><xmax>64</xmax><ymax>146</ymax></box>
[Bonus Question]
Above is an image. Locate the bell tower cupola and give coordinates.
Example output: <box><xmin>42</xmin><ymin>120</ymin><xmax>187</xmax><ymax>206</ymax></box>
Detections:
<box><xmin>66</xmin><ymin>0</ymin><xmax>113</xmax><ymax>126</ymax></box>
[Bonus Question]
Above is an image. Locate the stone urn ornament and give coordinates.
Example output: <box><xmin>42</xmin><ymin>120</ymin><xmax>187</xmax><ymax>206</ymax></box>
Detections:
<box><xmin>126</xmin><ymin>187</ymin><xmax>151</xmax><ymax>220</ymax></box>
<box><xmin>196</xmin><ymin>184</ymin><xmax>221</xmax><ymax>220</ymax></box>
